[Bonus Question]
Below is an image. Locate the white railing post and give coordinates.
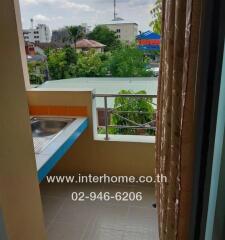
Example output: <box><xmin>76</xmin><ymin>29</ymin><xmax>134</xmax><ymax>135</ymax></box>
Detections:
<box><xmin>104</xmin><ymin>96</ymin><xmax>109</xmax><ymax>140</ymax></box>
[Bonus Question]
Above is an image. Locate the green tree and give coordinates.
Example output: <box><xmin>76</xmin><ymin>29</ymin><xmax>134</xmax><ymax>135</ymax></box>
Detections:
<box><xmin>75</xmin><ymin>50</ymin><xmax>109</xmax><ymax>77</ymax></box>
<box><xmin>28</xmin><ymin>61</ymin><xmax>47</xmax><ymax>85</ymax></box>
<box><xmin>111</xmin><ymin>90</ymin><xmax>155</xmax><ymax>135</ymax></box>
<box><xmin>47</xmin><ymin>46</ymin><xmax>77</xmax><ymax>79</ymax></box>
<box><xmin>64</xmin><ymin>45</ymin><xmax>77</xmax><ymax>65</ymax></box>
<box><xmin>87</xmin><ymin>25</ymin><xmax>121</xmax><ymax>51</ymax></box>
<box><xmin>109</xmin><ymin>44</ymin><xmax>152</xmax><ymax>77</ymax></box>
<box><xmin>67</xmin><ymin>25</ymin><xmax>85</xmax><ymax>51</ymax></box>
<box><xmin>150</xmin><ymin>0</ymin><xmax>162</xmax><ymax>34</ymax></box>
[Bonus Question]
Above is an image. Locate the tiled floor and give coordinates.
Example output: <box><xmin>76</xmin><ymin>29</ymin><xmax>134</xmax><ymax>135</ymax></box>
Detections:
<box><xmin>40</xmin><ymin>182</ymin><xmax>159</xmax><ymax>240</ymax></box>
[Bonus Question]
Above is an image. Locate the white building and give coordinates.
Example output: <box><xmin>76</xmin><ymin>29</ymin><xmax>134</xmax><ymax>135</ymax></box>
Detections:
<box><xmin>81</xmin><ymin>23</ymin><xmax>91</xmax><ymax>35</ymax></box>
<box><xmin>23</xmin><ymin>24</ymin><xmax>51</xmax><ymax>43</ymax></box>
<box><xmin>103</xmin><ymin>20</ymin><xmax>138</xmax><ymax>44</ymax></box>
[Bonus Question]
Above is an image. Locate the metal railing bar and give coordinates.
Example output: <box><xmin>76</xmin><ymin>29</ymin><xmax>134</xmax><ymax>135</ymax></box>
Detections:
<box><xmin>108</xmin><ymin>103</ymin><xmax>136</xmax><ymax>113</ymax></box>
<box><xmin>111</xmin><ymin>111</ymin><xmax>152</xmax><ymax>114</ymax></box>
<box><xmin>111</xmin><ymin>112</ymin><xmax>142</xmax><ymax>127</ymax></box>
<box><xmin>107</xmin><ymin>102</ymin><xmax>157</xmax><ymax>112</ymax></box>
<box><xmin>141</xmin><ymin>120</ymin><xmax>156</xmax><ymax>126</ymax></box>
<box><xmin>93</xmin><ymin>93</ymin><xmax>157</xmax><ymax>98</ymax></box>
<box><xmin>99</xmin><ymin>125</ymin><xmax>156</xmax><ymax>130</ymax></box>
<box><xmin>94</xmin><ymin>93</ymin><xmax>157</xmax><ymax>139</ymax></box>
<box><xmin>111</xmin><ymin>113</ymin><xmax>156</xmax><ymax>127</ymax></box>
<box><xmin>104</xmin><ymin>96</ymin><xmax>109</xmax><ymax>140</ymax></box>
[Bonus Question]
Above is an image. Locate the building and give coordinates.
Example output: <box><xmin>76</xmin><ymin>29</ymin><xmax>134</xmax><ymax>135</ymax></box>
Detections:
<box><xmin>24</xmin><ymin>42</ymin><xmax>48</xmax><ymax>84</ymax></box>
<box><xmin>75</xmin><ymin>39</ymin><xmax>106</xmax><ymax>53</ymax></box>
<box><xmin>81</xmin><ymin>23</ymin><xmax>91</xmax><ymax>35</ymax></box>
<box><xmin>25</xmin><ymin>42</ymin><xmax>36</xmax><ymax>56</ymax></box>
<box><xmin>51</xmin><ymin>27</ymin><xmax>70</xmax><ymax>45</ymax></box>
<box><xmin>23</xmin><ymin>24</ymin><xmax>51</xmax><ymax>43</ymax></box>
<box><xmin>25</xmin><ymin>42</ymin><xmax>45</xmax><ymax>56</ymax></box>
<box><xmin>103</xmin><ymin>20</ymin><xmax>138</xmax><ymax>44</ymax></box>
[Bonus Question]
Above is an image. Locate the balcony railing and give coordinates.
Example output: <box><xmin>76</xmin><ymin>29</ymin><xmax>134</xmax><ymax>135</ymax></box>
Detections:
<box><xmin>93</xmin><ymin>93</ymin><xmax>157</xmax><ymax>140</ymax></box>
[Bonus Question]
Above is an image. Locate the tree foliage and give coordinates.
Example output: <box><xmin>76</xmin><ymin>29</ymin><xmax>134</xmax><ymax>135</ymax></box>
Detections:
<box><xmin>111</xmin><ymin>90</ymin><xmax>155</xmax><ymax>135</ymax></box>
<box><xmin>47</xmin><ymin>46</ymin><xmax>77</xmax><ymax>79</ymax></box>
<box><xmin>150</xmin><ymin>0</ymin><xmax>162</xmax><ymax>34</ymax></box>
<box><xmin>28</xmin><ymin>61</ymin><xmax>47</xmax><ymax>85</ymax></box>
<box><xmin>46</xmin><ymin>47</ymin><xmax>110</xmax><ymax>79</ymax></box>
<box><xmin>108</xmin><ymin>44</ymin><xmax>152</xmax><ymax>77</ymax></box>
<box><xmin>67</xmin><ymin>25</ymin><xmax>86</xmax><ymax>51</ymax></box>
<box><xmin>87</xmin><ymin>25</ymin><xmax>121</xmax><ymax>51</ymax></box>
<box><xmin>75</xmin><ymin>50</ymin><xmax>109</xmax><ymax>77</ymax></box>
<box><xmin>45</xmin><ymin>44</ymin><xmax>152</xmax><ymax>80</ymax></box>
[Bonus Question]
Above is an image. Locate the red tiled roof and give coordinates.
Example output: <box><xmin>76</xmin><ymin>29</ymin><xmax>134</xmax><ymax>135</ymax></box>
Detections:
<box><xmin>75</xmin><ymin>39</ymin><xmax>106</xmax><ymax>49</ymax></box>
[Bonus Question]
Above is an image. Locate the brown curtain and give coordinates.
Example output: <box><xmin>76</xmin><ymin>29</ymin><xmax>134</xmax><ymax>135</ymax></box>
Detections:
<box><xmin>155</xmin><ymin>0</ymin><xmax>202</xmax><ymax>239</ymax></box>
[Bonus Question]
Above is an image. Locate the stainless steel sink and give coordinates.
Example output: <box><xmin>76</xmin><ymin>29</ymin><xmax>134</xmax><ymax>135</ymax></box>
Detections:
<box><xmin>31</xmin><ymin>117</ymin><xmax>75</xmax><ymax>153</ymax></box>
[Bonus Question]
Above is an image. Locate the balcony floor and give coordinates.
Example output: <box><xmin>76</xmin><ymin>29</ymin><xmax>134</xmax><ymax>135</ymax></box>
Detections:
<box><xmin>40</xmin><ymin>182</ymin><xmax>158</xmax><ymax>240</ymax></box>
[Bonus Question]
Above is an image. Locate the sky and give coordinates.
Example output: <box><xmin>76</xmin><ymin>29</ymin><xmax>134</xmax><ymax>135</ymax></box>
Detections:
<box><xmin>19</xmin><ymin>0</ymin><xmax>155</xmax><ymax>32</ymax></box>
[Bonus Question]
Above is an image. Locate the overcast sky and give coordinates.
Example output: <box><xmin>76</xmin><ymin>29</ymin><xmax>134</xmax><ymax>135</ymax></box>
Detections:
<box><xmin>19</xmin><ymin>0</ymin><xmax>155</xmax><ymax>32</ymax></box>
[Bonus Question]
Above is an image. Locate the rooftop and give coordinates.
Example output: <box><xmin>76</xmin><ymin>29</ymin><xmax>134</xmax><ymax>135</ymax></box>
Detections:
<box><xmin>76</xmin><ymin>39</ymin><xmax>106</xmax><ymax>49</ymax></box>
<box><xmin>39</xmin><ymin>77</ymin><xmax>158</xmax><ymax>108</ymax></box>
<box><xmin>102</xmin><ymin>20</ymin><xmax>138</xmax><ymax>25</ymax></box>
<box><xmin>36</xmin><ymin>42</ymin><xmax>65</xmax><ymax>50</ymax></box>
<box><xmin>27</xmin><ymin>54</ymin><xmax>47</xmax><ymax>62</ymax></box>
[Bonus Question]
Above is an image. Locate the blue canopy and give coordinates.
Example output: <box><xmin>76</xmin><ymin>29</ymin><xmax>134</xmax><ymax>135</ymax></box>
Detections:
<box><xmin>137</xmin><ymin>45</ymin><xmax>160</xmax><ymax>51</ymax></box>
<box><xmin>136</xmin><ymin>31</ymin><xmax>161</xmax><ymax>51</ymax></box>
<box><xmin>136</xmin><ymin>31</ymin><xmax>160</xmax><ymax>40</ymax></box>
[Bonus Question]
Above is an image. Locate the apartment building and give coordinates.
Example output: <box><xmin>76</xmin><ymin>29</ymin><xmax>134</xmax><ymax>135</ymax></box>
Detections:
<box><xmin>23</xmin><ymin>24</ymin><xmax>51</xmax><ymax>43</ymax></box>
<box><xmin>81</xmin><ymin>23</ymin><xmax>91</xmax><ymax>35</ymax></box>
<box><xmin>103</xmin><ymin>20</ymin><xmax>138</xmax><ymax>44</ymax></box>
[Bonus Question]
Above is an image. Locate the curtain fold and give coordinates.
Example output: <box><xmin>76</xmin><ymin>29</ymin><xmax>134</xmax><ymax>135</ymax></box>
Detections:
<box><xmin>155</xmin><ymin>0</ymin><xmax>202</xmax><ymax>239</ymax></box>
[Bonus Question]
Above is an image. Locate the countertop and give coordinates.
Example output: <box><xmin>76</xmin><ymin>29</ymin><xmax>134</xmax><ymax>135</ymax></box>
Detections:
<box><xmin>31</xmin><ymin>116</ymin><xmax>88</xmax><ymax>182</ymax></box>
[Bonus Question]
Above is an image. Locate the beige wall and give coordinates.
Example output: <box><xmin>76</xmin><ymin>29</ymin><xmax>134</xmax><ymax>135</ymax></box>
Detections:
<box><xmin>53</xmin><ymin>131</ymin><xmax>155</xmax><ymax>177</ymax></box>
<box><xmin>27</xmin><ymin>89</ymin><xmax>155</xmax><ymax>177</ymax></box>
<box><xmin>76</xmin><ymin>48</ymin><xmax>104</xmax><ymax>53</ymax></box>
<box><xmin>104</xmin><ymin>23</ymin><xmax>138</xmax><ymax>43</ymax></box>
<box><xmin>0</xmin><ymin>0</ymin><xmax>46</xmax><ymax>239</ymax></box>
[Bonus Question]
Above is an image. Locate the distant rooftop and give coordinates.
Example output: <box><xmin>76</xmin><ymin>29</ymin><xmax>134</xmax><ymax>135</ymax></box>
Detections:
<box><xmin>112</xmin><ymin>17</ymin><xmax>124</xmax><ymax>21</ymax></box>
<box><xmin>36</xmin><ymin>42</ymin><xmax>65</xmax><ymax>50</ymax></box>
<box><xmin>76</xmin><ymin>39</ymin><xmax>106</xmax><ymax>49</ymax></box>
<box><xmin>39</xmin><ymin>77</ymin><xmax>158</xmax><ymax>108</ymax></box>
<box><xmin>23</xmin><ymin>23</ymin><xmax>49</xmax><ymax>31</ymax></box>
<box><xmin>102</xmin><ymin>20</ymin><xmax>138</xmax><ymax>25</ymax></box>
<box><xmin>27</xmin><ymin>55</ymin><xmax>46</xmax><ymax>62</ymax></box>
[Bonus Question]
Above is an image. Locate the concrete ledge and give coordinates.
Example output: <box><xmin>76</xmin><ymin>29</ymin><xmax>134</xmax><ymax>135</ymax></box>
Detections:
<box><xmin>28</xmin><ymin>87</ymin><xmax>94</xmax><ymax>92</ymax></box>
<box><xmin>95</xmin><ymin>134</ymin><xmax>156</xmax><ymax>144</ymax></box>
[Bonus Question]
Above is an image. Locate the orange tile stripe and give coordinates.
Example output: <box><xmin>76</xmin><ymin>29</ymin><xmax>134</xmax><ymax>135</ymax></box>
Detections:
<box><xmin>29</xmin><ymin>105</ymin><xmax>88</xmax><ymax>116</ymax></box>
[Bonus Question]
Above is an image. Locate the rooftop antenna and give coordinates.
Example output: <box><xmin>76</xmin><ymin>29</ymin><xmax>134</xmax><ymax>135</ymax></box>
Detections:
<box><xmin>30</xmin><ymin>18</ymin><xmax>34</xmax><ymax>29</ymax></box>
<box><xmin>114</xmin><ymin>0</ymin><xmax>117</xmax><ymax>20</ymax></box>
<box><xmin>113</xmin><ymin>0</ymin><xmax>124</xmax><ymax>21</ymax></box>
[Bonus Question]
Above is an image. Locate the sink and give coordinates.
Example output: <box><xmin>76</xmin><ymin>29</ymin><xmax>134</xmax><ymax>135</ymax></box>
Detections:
<box><xmin>31</xmin><ymin>117</ymin><xmax>75</xmax><ymax>153</ymax></box>
<box><xmin>31</xmin><ymin>117</ymin><xmax>74</xmax><ymax>137</ymax></box>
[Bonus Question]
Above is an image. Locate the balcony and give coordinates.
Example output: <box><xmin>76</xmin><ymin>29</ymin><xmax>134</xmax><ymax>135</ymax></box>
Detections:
<box><xmin>27</xmin><ymin>86</ymin><xmax>158</xmax><ymax>239</ymax></box>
